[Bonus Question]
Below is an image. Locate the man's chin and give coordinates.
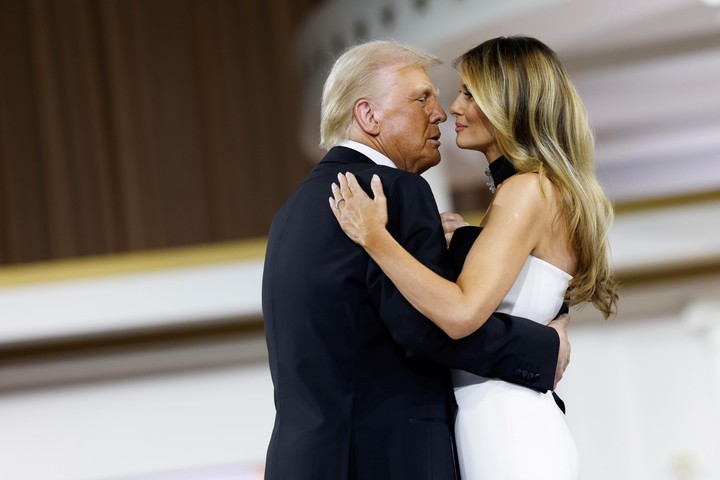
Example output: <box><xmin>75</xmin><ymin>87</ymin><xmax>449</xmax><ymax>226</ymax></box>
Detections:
<box><xmin>415</xmin><ymin>156</ymin><xmax>441</xmax><ymax>175</ymax></box>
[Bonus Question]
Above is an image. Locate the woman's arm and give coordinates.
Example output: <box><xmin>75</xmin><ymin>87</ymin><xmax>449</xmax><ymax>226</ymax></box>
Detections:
<box><xmin>331</xmin><ymin>171</ymin><xmax>547</xmax><ymax>339</ymax></box>
<box><xmin>346</xmin><ymin>170</ymin><xmax>562</xmax><ymax>393</ymax></box>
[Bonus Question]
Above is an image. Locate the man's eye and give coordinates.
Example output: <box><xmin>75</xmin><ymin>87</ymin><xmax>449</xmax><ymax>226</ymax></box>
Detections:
<box><xmin>418</xmin><ymin>96</ymin><xmax>427</xmax><ymax>103</ymax></box>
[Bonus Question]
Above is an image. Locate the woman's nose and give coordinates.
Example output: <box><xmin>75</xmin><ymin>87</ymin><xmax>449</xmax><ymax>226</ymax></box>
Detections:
<box><xmin>449</xmin><ymin>98</ymin><xmax>461</xmax><ymax>117</ymax></box>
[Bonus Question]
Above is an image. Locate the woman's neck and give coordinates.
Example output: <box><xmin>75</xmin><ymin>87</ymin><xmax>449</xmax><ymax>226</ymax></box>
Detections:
<box><xmin>484</xmin><ymin>149</ymin><xmax>502</xmax><ymax>165</ymax></box>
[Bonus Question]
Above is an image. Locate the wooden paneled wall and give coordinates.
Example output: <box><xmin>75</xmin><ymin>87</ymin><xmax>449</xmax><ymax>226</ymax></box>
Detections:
<box><xmin>0</xmin><ymin>0</ymin><xmax>325</xmax><ymax>265</ymax></box>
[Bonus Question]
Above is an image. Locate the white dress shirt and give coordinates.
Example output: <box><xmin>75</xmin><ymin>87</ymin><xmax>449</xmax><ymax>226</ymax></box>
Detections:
<box><xmin>338</xmin><ymin>140</ymin><xmax>398</xmax><ymax>169</ymax></box>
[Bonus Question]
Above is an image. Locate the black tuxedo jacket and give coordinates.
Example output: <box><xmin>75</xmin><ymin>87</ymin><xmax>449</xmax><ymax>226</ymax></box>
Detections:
<box><xmin>262</xmin><ymin>147</ymin><xmax>559</xmax><ymax>480</ymax></box>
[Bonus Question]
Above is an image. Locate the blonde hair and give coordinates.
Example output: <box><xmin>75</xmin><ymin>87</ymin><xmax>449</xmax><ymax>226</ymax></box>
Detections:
<box><xmin>320</xmin><ymin>40</ymin><xmax>441</xmax><ymax>150</ymax></box>
<box><xmin>454</xmin><ymin>36</ymin><xmax>618</xmax><ymax>318</ymax></box>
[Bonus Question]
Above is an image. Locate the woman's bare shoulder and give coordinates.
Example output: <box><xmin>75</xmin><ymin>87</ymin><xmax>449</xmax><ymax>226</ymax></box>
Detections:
<box><xmin>495</xmin><ymin>172</ymin><xmax>547</xmax><ymax>205</ymax></box>
<box><xmin>499</xmin><ymin>174</ymin><xmax>575</xmax><ymax>271</ymax></box>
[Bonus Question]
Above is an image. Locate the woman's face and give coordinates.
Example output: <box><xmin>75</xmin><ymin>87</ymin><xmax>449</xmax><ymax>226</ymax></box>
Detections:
<box><xmin>449</xmin><ymin>81</ymin><xmax>501</xmax><ymax>160</ymax></box>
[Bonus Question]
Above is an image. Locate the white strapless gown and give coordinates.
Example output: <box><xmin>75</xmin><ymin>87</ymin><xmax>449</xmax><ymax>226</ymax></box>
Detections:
<box><xmin>452</xmin><ymin>256</ymin><xmax>579</xmax><ymax>480</ymax></box>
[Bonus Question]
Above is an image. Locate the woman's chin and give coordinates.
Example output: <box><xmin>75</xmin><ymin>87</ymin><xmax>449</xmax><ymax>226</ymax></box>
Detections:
<box><xmin>454</xmin><ymin>139</ymin><xmax>482</xmax><ymax>152</ymax></box>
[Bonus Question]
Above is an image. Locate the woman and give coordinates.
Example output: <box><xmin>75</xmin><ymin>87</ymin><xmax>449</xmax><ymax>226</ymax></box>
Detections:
<box><xmin>329</xmin><ymin>36</ymin><xmax>618</xmax><ymax>479</ymax></box>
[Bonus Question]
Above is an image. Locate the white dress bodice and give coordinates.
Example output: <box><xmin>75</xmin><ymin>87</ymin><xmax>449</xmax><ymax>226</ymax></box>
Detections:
<box><xmin>497</xmin><ymin>255</ymin><xmax>571</xmax><ymax>321</ymax></box>
<box><xmin>451</xmin><ymin>255</ymin><xmax>579</xmax><ymax>480</ymax></box>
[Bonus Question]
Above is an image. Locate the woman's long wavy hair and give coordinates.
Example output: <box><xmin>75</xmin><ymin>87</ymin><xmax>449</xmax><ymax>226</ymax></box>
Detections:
<box><xmin>454</xmin><ymin>36</ymin><xmax>618</xmax><ymax>318</ymax></box>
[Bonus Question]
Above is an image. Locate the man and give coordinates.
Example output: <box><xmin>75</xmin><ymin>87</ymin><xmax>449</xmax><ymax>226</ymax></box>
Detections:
<box><xmin>262</xmin><ymin>40</ymin><xmax>570</xmax><ymax>480</ymax></box>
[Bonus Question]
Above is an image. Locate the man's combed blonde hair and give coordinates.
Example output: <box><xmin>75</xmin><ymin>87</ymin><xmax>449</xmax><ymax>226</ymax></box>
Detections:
<box><xmin>454</xmin><ymin>36</ymin><xmax>618</xmax><ymax>318</ymax></box>
<box><xmin>319</xmin><ymin>40</ymin><xmax>441</xmax><ymax>150</ymax></box>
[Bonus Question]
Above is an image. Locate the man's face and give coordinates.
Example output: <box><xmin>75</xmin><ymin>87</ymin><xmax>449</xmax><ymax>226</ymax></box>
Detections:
<box><xmin>372</xmin><ymin>64</ymin><xmax>447</xmax><ymax>174</ymax></box>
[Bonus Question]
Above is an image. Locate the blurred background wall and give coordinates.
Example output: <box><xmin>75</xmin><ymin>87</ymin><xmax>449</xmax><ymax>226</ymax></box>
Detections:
<box><xmin>0</xmin><ymin>0</ymin><xmax>315</xmax><ymax>265</ymax></box>
<box><xmin>1</xmin><ymin>0</ymin><xmax>719</xmax><ymax>479</ymax></box>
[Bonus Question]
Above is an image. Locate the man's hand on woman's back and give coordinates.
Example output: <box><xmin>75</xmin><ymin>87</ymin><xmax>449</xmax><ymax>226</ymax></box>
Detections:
<box><xmin>547</xmin><ymin>313</ymin><xmax>571</xmax><ymax>389</ymax></box>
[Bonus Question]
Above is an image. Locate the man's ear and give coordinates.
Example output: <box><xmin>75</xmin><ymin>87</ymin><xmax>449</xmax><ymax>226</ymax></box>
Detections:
<box><xmin>353</xmin><ymin>99</ymin><xmax>381</xmax><ymax>136</ymax></box>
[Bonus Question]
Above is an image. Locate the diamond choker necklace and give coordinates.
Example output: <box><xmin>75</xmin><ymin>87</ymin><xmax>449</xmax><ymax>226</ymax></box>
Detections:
<box><xmin>485</xmin><ymin>156</ymin><xmax>518</xmax><ymax>193</ymax></box>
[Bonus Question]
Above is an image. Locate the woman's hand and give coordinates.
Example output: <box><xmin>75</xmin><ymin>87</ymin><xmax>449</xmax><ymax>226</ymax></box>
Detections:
<box><xmin>329</xmin><ymin>172</ymin><xmax>388</xmax><ymax>248</ymax></box>
<box><xmin>441</xmin><ymin>212</ymin><xmax>470</xmax><ymax>246</ymax></box>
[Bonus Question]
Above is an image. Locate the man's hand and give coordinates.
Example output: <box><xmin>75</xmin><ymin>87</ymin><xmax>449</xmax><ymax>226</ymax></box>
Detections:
<box><xmin>440</xmin><ymin>212</ymin><xmax>470</xmax><ymax>246</ymax></box>
<box><xmin>546</xmin><ymin>313</ymin><xmax>571</xmax><ymax>390</ymax></box>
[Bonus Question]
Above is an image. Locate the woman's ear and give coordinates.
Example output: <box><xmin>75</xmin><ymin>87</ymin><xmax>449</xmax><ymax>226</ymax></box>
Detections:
<box><xmin>353</xmin><ymin>99</ymin><xmax>381</xmax><ymax>136</ymax></box>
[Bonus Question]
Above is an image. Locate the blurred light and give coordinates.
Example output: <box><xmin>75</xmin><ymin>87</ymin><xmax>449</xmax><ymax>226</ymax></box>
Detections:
<box><xmin>700</xmin><ymin>0</ymin><xmax>720</xmax><ymax>6</ymax></box>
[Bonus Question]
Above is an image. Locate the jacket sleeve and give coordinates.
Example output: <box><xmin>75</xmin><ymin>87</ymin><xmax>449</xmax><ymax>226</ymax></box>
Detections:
<box><xmin>364</xmin><ymin>173</ymin><xmax>559</xmax><ymax>392</ymax></box>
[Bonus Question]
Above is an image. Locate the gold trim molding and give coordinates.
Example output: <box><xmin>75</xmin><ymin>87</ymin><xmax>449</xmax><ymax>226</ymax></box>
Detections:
<box><xmin>1</xmin><ymin>189</ymin><xmax>718</xmax><ymax>287</ymax></box>
<box><xmin>0</xmin><ymin>238</ymin><xmax>266</xmax><ymax>287</ymax></box>
<box><xmin>614</xmin><ymin>189</ymin><xmax>720</xmax><ymax>214</ymax></box>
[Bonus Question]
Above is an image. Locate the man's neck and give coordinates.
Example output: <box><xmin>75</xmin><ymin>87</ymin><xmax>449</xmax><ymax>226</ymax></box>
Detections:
<box><xmin>338</xmin><ymin>139</ymin><xmax>398</xmax><ymax>169</ymax></box>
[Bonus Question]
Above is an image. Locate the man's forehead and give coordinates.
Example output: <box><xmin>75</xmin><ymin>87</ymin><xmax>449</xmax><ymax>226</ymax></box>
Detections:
<box><xmin>409</xmin><ymin>78</ymin><xmax>440</xmax><ymax>96</ymax></box>
<box><xmin>390</xmin><ymin>64</ymin><xmax>439</xmax><ymax>90</ymax></box>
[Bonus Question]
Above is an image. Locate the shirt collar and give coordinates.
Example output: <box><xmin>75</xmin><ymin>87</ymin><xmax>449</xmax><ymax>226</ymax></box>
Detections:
<box><xmin>338</xmin><ymin>140</ymin><xmax>398</xmax><ymax>169</ymax></box>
